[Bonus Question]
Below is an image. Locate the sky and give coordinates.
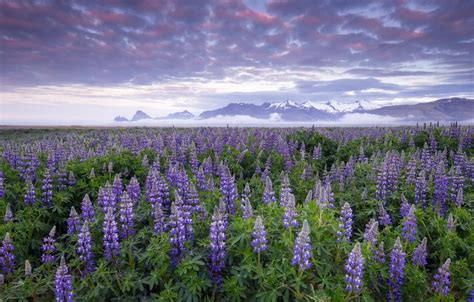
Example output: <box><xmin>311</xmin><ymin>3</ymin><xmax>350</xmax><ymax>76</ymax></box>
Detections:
<box><xmin>0</xmin><ymin>0</ymin><xmax>473</xmax><ymax>124</ymax></box>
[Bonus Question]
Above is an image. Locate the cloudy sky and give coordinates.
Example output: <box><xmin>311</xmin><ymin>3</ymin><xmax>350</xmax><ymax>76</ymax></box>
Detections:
<box><xmin>1</xmin><ymin>0</ymin><xmax>473</xmax><ymax>124</ymax></box>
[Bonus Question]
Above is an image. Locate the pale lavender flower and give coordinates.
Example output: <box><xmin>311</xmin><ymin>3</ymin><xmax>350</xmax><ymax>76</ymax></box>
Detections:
<box><xmin>3</xmin><ymin>203</ymin><xmax>13</xmax><ymax>223</ymax></box>
<box><xmin>262</xmin><ymin>176</ymin><xmax>276</xmax><ymax>204</ymax></box>
<box><xmin>402</xmin><ymin>205</ymin><xmax>417</xmax><ymax>243</ymax></box>
<box><xmin>432</xmin><ymin>259</ymin><xmax>451</xmax><ymax>296</ymax></box>
<box><xmin>378</xmin><ymin>203</ymin><xmax>391</xmax><ymax>226</ymax></box>
<box><xmin>77</xmin><ymin>223</ymin><xmax>94</xmax><ymax>274</ymax></box>
<box><xmin>291</xmin><ymin>220</ymin><xmax>312</xmax><ymax>271</ymax></box>
<box><xmin>41</xmin><ymin>226</ymin><xmax>57</xmax><ymax>264</ymax></box>
<box><xmin>412</xmin><ymin>237</ymin><xmax>428</xmax><ymax>267</ymax></box>
<box><xmin>282</xmin><ymin>194</ymin><xmax>298</xmax><ymax>229</ymax></box>
<box><xmin>241</xmin><ymin>195</ymin><xmax>253</xmax><ymax>219</ymax></box>
<box><xmin>119</xmin><ymin>192</ymin><xmax>134</xmax><ymax>239</ymax></box>
<box><xmin>54</xmin><ymin>256</ymin><xmax>73</xmax><ymax>302</ymax></box>
<box><xmin>251</xmin><ymin>216</ymin><xmax>267</xmax><ymax>253</ymax></box>
<box><xmin>373</xmin><ymin>242</ymin><xmax>385</xmax><ymax>263</ymax></box>
<box><xmin>446</xmin><ymin>214</ymin><xmax>455</xmax><ymax>232</ymax></box>
<box><xmin>103</xmin><ymin>207</ymin><xmax>119</xmax><ymax>261</ymax></box>
<box><xmin>344</xmin><ymin>243</ymin><xmax>364</xmax><ymax>294</ymax></box>
<box><xmin>67</xmin><ymin>207</ymin><xmax>81</xmax><ymax>235</ymax></box>
<box><xmin>337</xmin><ymin>202</ymin><xmax>353</xmax><ymax>242</ymax></box>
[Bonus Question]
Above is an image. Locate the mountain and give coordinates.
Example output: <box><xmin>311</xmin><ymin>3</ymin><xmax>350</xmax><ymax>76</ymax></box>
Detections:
<box><xmin>114</xmin><ymin>116</ymin><xmax>128</xmax><ymax>122</ymax></box>
<box><xmin>113</xmin><ymin>98</ymin><xmax>473</xmax><ymax>123</ymax></box>
<box><xmin>368</xmin><ymin>98</ymin><xmax>474</xmax><ymax>121</ymax></box>
<box><xmin>162</xmin><ymin>110</ymin><xmax>195</xmax><ymax>120</ymax></box>
<box><xmin>131</xmin><ymin>110</ymin><xmax>151</xmax><ymax>121</ymax></box>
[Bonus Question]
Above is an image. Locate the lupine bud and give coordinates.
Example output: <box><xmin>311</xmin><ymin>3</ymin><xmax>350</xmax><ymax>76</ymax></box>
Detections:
<box><xmin>291</xmin><ymin>220</ymin><xmax>312</xmax><ymax>271</ymax></box>
<box><xmin>67</xmin><ymin>207</ymin><xmax>81</xmax><ymax>235</ymax></box>
<box><xmin>446</xmin><ymin>214</ymin><xmax>455</xmax><ymax>232</ymax></box>
<box><xmin>80</xmin><ymin>194</ymin><xmax>95</xmax><ymax>222</ymax></box>
<box><xmin>337</xmin><ymin>202</ymin><xmax>353</xmax><ymax>242</ymax></box>
<box><xmin>432</xmin><ymin>259</ymin><xmax>451</xmax><ymax>296</ymax></box>
<box><xmin>344</xmin><ymin>243</ymin><xmax>364</xmax><ymax>294</ymax></box>
<box><xmin>412</xmin><ymin>237</ymin><xmax>428</xmax><ymax>267</ymax></box>
<box><xmin>41</xmin><ymin>226</ymin><xmax>57</xmax><ymax>264</ymax></box>
<box><xmin>399</xmin><ymin>194</ymin><xmax>410</xmax><ymax>218</ymax></box>
<box><xmin>282</xmin><ymin>194</ymin><xmax>298</xmax><ymax>229</ymax></box>
<box><xmin>3</xmin><ymin>203</ymin><xmax>13</xmax><ymax>223</ymax></box>
<box><xmin>241</xmin><ymin>195</ymin><xmax>253</xmax><ymax>219</ymax></box>
<box><xmin>0</xmin><ymin>233</ymin><xmax>15</xmax><ymax>275</ymax></box>
<box><xmin>77</xmin><ymin>223</ymin><xmax>94</xmax><ymax>274</ymax></box>
<box><xmin>24</xmin><ymin>260</ymin><xmax>32</xmax><ymax>277</ymax></box>
<box><xmin>388</xmin><ymin>237</ymin><xmax>405</xmax><ymax>302</ymax></box>
<box><xmin>251</xmin><ymin>216</ymin><xmax>267</xmax><ymax>253</ymax></box>
<box><xmin>103</xmin><ymin>207</ymin><xmax>119</xmax><ymax>261</ymax></box>
<box><xmin>402</xmin><ymin>205</ymin><xmax>417</xmax><ymax>243</ymax></box>
<box><xmin>54</xmin><ymin>256</ymin><xmax>73</xmax><ymax>302</ymax></box>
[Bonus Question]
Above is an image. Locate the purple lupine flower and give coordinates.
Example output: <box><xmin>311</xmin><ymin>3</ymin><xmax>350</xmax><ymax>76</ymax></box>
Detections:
<box><xmin>241</xmin><ymin>195</ymin><xmax>253</xmax><ymax>219</ymax></box>
<box><xmin>67</xmin><ymin>207</ymin><xmax>81</xmax><ymax>235</ymax></box>
<box><xmin>399</xmin><ymin>194</ymin><xmax>410</xmax><ymax>218</ymax></box>
<box><xmin>41</xmin><ymin>168</ymin><xmax>53</xmax><ymax>207</ymax></box>
<box><xmin>169</xmin><ymin>197</ymin><xmax>187</xmax><ymax>266</ymax></box>
<box><xmin>102</xmin><ymin>207</ymin><xmax>119</xmax><ymax>261</ymax></box>
<box><xmin>218</xmin><ymin>166</ymin><xmax>238</xmax><ymax>215</ymax></box>
<box><xmin>412</xmin><ymin>237</ymin><xmax>428</xmax><ymax>267</ymax></box>
<box><xmin>54</xmin><ymin>256</ymin><xmax>73</xmax><ymax>302</ymax></box>
<box><xmin>0</xmin><ymin>233</ymin><xmax>15</xmax><ymax>275</ymax></box>
<box><xmin>153</xmin><ymin>203</ymin><xmax>166</xmax><ymax>234</ymax></box>
<box><xmin>432</xmin><ymin>259</ymin><xmax>451</xmax><ymax>296</ymax></box>
<box><xmin>291</xmin><ymin>220</ymin><xmax>312</xmax><ymax>271</ymax></box>
<box><xmin>363</xmin><ymin>219</ymin><xmax>379</xmax><ymax>247</ymax></box>
<box><xmin>251</xmin><ymin>215</ymin><xmax>267</xmax><ymax>253</ymax></box>
<box><xmin>433</xmin><ymin>162</ymin><xmax>448</xmax><ymax>215</ymax></box>
<box><xmin>24</xmin><ymin>177</ymin><xmax>36</xmax><ymax>205</ymax></box>
<box><xmin>4</xmin><ymin>203</ymin><xmax>13</xmax><ymax>223</ymax></box>
<box><xmin>262</xmin><ymin>176</ymin><xmax>276</xmax><ymax>204</ymax></box>
<box><xmin>126</xmin><ymin>176</ymin><xmax>141</xmax><ymax>204</ymax></box>
<box><xmin>282</xmin><ymin>193</ymin><xmax>298</xmax><ymax>229</ymax></box>
<box><xmin>344</xmin><ymin>243</ymin><xmax>364</xmax><ymax>294</ymax></box>
<box><xmin>446</xmin><ymin>214</ymin><xmax>455</xmax><ymax>232</ymax></box>
<box><xmin>80</xmin><ymin>194</ymin><xmax>95</xmax><ymax>222</ymax></box>
<box><xmin>41</xmin><ymin>226</ymin><xmax>57</xmax><ymax>264</ymax></box>
<box><xmin>77</xmin><ymin>223</ymin><xmax>94</xmax><ymax>274</ymax></box>
<box><xmin>387</xmin><ymin>237</ymin><xmax>406</xmax><ymax>302</ymax></box>
<box><xmin>196</xmin><ymin>165</ymin><xmax>207</xmax><ymax>191</ymax></box>
<box><xmin>337</xmin><ymin>202</ymin><xmax>353</xmax><ymax>243</ymax></box>
<box><xmin>208</xmin><ymin>204</ymin><xmax>227</xmax><ymax>286</ymax></box>
<box><xmin>112</xmin><ymin>174</ymin><xmax>123</xmax><ymax>203</ymax></box>
<box><xmin>186</xmin><ymin>183</ymin><xmax>202</xmax><ymax>214</ymax></box>
<box><xmin>378</xmin><ymin>203</ymin><xmax>392</xmax><ymax>227</ymax></box>
<box><xmin>0</xmin><ymin>170</ymin><xmax>3</xmax><ymax>198</ymax></box>
<box><xmin>402</xmin><ymin>205</ymin><xmax>417</xmax><ymax>243</ymax></box>
<box><xmin>405</xmin><ymin>158</ymin><xmax>417</xmax><ymax>185</ymax></box>
<box><xmin>373</xmin><ymin>241</ymin><xmax>385</xmax><ymax>263</ymax></box>
<box><xmin>119</xmin><ymin>192</ymin><xmax>134</xmax><ymax>239</ymax></box>
<box><xmin>375</xmin><ymin>165</ymin><xmax>389</xmax><ymax>202</ymax></box>
<box><xmin>414</xmin><ymin>170</ymin><xmax>427</xmax><ymax>207</ymax></box>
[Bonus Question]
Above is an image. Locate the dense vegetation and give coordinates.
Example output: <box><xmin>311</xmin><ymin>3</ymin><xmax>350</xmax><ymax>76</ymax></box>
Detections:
<box><xmin>0</xmin><ymin>125</ymin><xmax>473</xmax><ymax>301</ymax></box>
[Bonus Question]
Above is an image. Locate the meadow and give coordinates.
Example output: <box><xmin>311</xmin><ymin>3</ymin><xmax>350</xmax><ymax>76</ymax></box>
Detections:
<box><xmin>0</xmin><ymin>125</ymin><xmax>472</xmax><ymax>301</ymax></box>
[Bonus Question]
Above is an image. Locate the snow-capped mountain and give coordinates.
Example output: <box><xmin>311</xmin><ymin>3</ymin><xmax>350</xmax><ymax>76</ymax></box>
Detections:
<box><xmin>114</xmin><ymin>98</ymin><xmax>473</xmax><ymax>123</ymax></box>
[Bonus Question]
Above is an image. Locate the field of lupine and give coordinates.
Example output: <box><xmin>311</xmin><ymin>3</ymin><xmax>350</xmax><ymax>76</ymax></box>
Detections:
<box><xmin>0</xmin><ymin>126</ymin><xmax>473</xmax><ymax>301</ymax></box>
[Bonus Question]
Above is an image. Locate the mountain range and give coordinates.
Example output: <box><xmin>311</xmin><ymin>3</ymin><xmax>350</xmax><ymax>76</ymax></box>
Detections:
<box><xmin>114</xmin><ymin>98</ymin><xmax>473</xmax><ymax>123</ymax></box>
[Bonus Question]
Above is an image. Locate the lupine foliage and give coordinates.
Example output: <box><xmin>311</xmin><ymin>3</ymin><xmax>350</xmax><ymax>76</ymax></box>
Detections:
<box><xmin>0</xmin><ymin>125</ymin><xmax>473</xmax><ymax>301</ymax></box>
